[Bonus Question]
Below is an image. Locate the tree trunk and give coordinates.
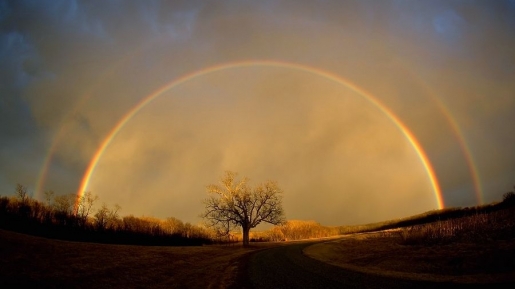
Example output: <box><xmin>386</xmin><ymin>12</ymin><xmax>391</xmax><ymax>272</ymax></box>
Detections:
<box><xmin>242</xmin><ymin>225</ymin><xmax>250</xmax><ymax>247</ymax></box>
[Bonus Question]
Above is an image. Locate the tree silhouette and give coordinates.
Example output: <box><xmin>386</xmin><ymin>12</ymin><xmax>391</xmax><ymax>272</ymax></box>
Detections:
<box><xmin>94</xmin><ymin>203</ymin><xmax>121</xmax><ymax>230</ymax></box>
<box><xmin>43</xmin><ymin>190</ymin><xmax>55</xmax><ymax>206</ymax></box>
<box><xmin>201</xmin><ymin>171</ymin><xmax>285</xmax><ymax>246</ymax></box>
<box><xmin>76</xmin><ymin>192</ymin><xmax>98</xmax><ymax>227</ymax></box>
<box><xmin>15</xmin><ymin>184</ymin><xmax>28</xmax><ymax>204</ymax></box>
<box><xmin>1</xmin><ymin>184</ymin><xmax>213</xmax><ymax>246</ymax></box>
<box><xmin>502</xmin><ymin>186</ymin><xmax>515</xmax><ymax>206</ymax></box>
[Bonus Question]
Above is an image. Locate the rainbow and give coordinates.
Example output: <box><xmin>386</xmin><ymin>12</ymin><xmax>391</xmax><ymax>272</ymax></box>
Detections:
<box><xmin>431</xmin><ymin>99</ymin><xmax>483</xmax><ymax>204</ymax></box>
<box><xmin>76</xmin><ymin>60</ymin><xmax>445</xmax><ymax>209</ymax></box>
<box><xmin>400</xmin><ymin>67</ymin><xmax>483</xmax><ymax>205</ymax></box>
<box><xmin>35</xmin><ymin>94</ymin><xmax>92</xmax><ymax>200</ymax></box>
<box><xmin>34</xmin><ymin>42</ymin><xmax>157</xmax><ymax>200</ymax></box>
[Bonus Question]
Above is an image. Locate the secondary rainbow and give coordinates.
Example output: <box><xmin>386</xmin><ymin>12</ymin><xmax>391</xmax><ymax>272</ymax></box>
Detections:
<box><xmin>77</xmin><ymin>60</ymin><xmax>445</xmax><ymax>209</ymax></box>
<box><xmin>431</xmin><ymin>98</ymin><xmax>483</xmax><ymax>204</ymax></box>
<box><xmin>399</xmin><ymin>65</ymin><xmax>483</xmax><ymax>205</ymax></box>
<box><xmin>35</xmin><ymin>43</ymin><xmax>156</xmax><ymax>200</ymax></box>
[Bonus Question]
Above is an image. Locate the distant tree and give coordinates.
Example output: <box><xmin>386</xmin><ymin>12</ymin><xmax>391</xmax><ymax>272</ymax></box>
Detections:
<box><xmin>94</xmin><ymin>203</ymin><xmax>121</xmax><ymax>230</ymax></box>
<box><xmin>53</xmin><ymin>194</ymin><xmax>76</xmax><ymax>215</ymax></box>
<box><xmin>94</xmin><ymin>203</ymin><xmax>109</xmax><ymax>230</ymax></box>
<box><xmin>502</xmin><ymin>187</ymin><xmax>515</xmax><ymax>206</ymax></box>
<box><xmin>43</xmin><ymin>190</ymin><xmax>55</xmax><ymax>207</ymax></box>
<box><xmin>76</xmin><ymin>192</ymin><xmax>98</xmax><ymax>227</ymax></box>
<box><xmin>201</xmin><ymin>171</ymin><xmax>285</xmax><ymax>247</ymax></box>
<box><xmin>15</xmin><ymin>184</ymin><xmax>28</xmax><ymax>204</ymax></box>
<box><xmin>164</xmin><ymin>217</ymin><xmax>185</xmax><ymax>235</ymax></box>
<box><xmin>139</xmin><ymin>216</ymin><xmax>165</xmax><ymax>235</ymax></box>
<box><xmin>106</xmin><ymin>204</ymin><xmax>122</xmax><ymax>230</ymax></box>
<box><xmin>13</xmin><ymin>184</ymin><xmax>31</xmax><ymax>218</ymax></box>
<box><xmin>52</xmin><ymin>194</ymin><xmax>78</xmax><ymax>226</ymax></box>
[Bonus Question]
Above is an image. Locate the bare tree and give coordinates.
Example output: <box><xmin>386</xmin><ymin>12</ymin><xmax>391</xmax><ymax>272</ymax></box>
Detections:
<box><xmin>164</xmin><ymin>217</ymin><xmax>185</xmax><ymax>235</ymax></box>
<box><xmin>15</xmin><ymin>184</ymin><xmax>28</xmax><ymax>204</ymax></box>
<box><xmin>76</xmin><ymin>191</ymin><xmax>98</xmax><ymax>227</ymax></box>
<box><xmin>52</xmin><ymin>193</ymin><xmax>77</xmax><ymax>226</ymax></box>
<box><xmin>94</xmin><ymin>203</ymin><xmax>109</xmax><ymax>230</ymax></box>
<box><xmin>94</xmin><ymin>203</ymin><xmax>121</xmax><ymax>230</ymax></box>
<box><xmin>53</xmin><ymin>194</ymin><xmax>76</xmax><ymax>215</ymax></box>
<box><xmin>201</xmin><ymin>171</ymin><xmax>285</xmax><ymax>247</ymax></box>
<box><xmin>43</xmin><ymin>190</ymin><xmax>55</xmax><ymax>207</ymax></box>
<box><xmin>107</xmin><ymin>204</ymin><xmax>121</xmax><ymax>230</ymax></box>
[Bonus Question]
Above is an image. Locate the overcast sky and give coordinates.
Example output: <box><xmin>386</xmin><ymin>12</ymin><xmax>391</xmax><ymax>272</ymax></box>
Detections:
<box><xmin>1</xmin><ymin>0</ymin><xmax>514</xmax><ymax>226</ymax></box>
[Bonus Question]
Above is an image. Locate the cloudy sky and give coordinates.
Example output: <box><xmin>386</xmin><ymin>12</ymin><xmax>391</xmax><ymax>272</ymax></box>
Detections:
<box><xmin>1</xmin><ymin>0</ymin><xmax>514</xmax><ymax>226</ymax></box>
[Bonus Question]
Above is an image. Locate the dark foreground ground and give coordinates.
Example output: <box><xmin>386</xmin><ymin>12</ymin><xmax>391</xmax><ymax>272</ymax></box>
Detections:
<box><xmin>232</xmin><ymin>242</ymin><xmax>515</xmax><ymax>289</ymax></box>
<box><xmin>1</xmin><ymin>229</ymin><xmax>514</xmax><ymax>288</ymax></box>
<box><xmin>0</xmin><ymin>229</ymin><xmax>252</xmax><ymax>288</ymax></box>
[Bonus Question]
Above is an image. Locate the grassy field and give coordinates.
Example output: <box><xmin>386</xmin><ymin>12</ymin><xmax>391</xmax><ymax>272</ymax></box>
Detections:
<box><xmin>0</xmin><ymin>229</ymin><xmax>278</xmax><ymax>288</ymax></box>
<box><xmin>2</xmin><ymin>199</ymin><xmax>514</xmax><ymax>287</ymax></box>
<box><xmin>337</xmin><ymin>201</ymin><xmax>511</xmax><ymax>235</ymax></box>
<box><xmin>305</xmin><ymin>232</ymin><xmax>515</xmax><ymax>283</ymax></box>
<box><xmin>305</xmin><ymin>206</ymin><xmax>515</xmax><ymax>284</ymax></box>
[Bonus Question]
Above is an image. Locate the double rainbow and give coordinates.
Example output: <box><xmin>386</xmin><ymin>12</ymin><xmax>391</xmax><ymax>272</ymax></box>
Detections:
<box><xmin>74</xmin><ymin>60</ymin><xmax>445</xmax><ymax>209</ymax></box>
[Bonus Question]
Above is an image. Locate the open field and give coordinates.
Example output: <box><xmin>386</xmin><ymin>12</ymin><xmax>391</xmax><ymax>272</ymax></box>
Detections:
<box><xmin>0</xmin><ymin>229</ymin><xmax>278</xmax><ymax>288</ymax></box>
<box><xmin>2</xmin><ymin>204</ymin><xmax>515</xmax><ymax>288</ymax></box>
<box><xmin>302</xmin><ymin>199</ymin><xmax>515</xmax><ymax>284</ymax></box>
<box><xmin>305</xmin><ymin>231</ymin><xmax>515</xmax><ymax>284</ymax></box>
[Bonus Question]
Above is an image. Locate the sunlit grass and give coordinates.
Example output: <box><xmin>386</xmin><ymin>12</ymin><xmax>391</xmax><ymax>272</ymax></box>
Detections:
<box><xmin>396</xmin><ymin>207</ymin><xmax>515</xmax><ymax>245</ymax></box>
<box><xmin>305</xmin><ymin>202</ymin><xmax>515</xmax><ymax>282</ymax></box>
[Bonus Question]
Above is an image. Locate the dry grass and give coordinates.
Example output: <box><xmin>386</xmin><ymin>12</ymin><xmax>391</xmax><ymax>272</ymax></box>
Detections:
<box><xmin>397</xmin><ymin>208</ymin><xmax>515</xmax><ymax>245</ymax></box>
<box><xmin>305</xmin><ymin>232</ymin><xmax>515</xmax><ymax>283</ymax></box>
<box><xmin>3</xmin><ymin>204</ymin><xmax>514</xmax><ymax>287</ymax></box>
<box><xmin>304</xmin><ymin>208</ymin><xmax>515</xmax><ymax>284</ymax></box>
<box><xmin>0</xmin><ymin>229</ymin><xmax>279</xmax><ymax>288</ymax></box>
<box><xmin>336</xmin><ymin>201</ymin><xmax>506</xmax><ymax>235</ymax></box>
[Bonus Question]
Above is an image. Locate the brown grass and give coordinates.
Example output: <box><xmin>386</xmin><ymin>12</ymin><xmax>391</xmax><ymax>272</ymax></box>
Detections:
<box><xmin>304</xmin><ymin>208</ymin><xmax>515</xmax><ymax>284</ymax></box>
<box><xmin>305</xmin><ymin>232</ymin><xmax>515</xmax><ymax>283</ymax></box>
<box><xmin>397</xmin><ymin>207</ymin><xmax>515</xmax><ymax>245</ymax></box>
<box><xmin>0</xmin><ymin>229</ymin><xmax>279</xmax><ymax>288</ymax></box>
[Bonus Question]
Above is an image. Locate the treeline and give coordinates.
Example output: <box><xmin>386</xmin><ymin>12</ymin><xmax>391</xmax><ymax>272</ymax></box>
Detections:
<box><xmin>0</xmin><ymin>184</ymin><xmax>345</xmax><ymax>245</ymax></box>
<box><xmin>0</xmin><ymin>184</ymin><xmax>213</xmax><ymax>246</ymax></box>
<box><xmin>251</xmin><ymin>190</ymin><xmax>515</xmax><ymax>241</ymax></box>
<box><xmin>337</xmin><ymin>190</ymin><xmax>515</xmax><ymax>235</ymax></box>
<box><xmin>248</xmin><ymin>220</ymin><xmax>340</xmax><ymax>242</ymax></box>
<box><xmin>7</xmin><ymin>184</ymin><xmax>512</xmax><ymax>246</ymax></box>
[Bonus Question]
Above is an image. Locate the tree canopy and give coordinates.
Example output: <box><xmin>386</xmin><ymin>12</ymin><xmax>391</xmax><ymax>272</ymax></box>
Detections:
<box><xmin>201</xmin><ymin>171</ymin><xmax>285</xmax><ymax>246</ymax></box>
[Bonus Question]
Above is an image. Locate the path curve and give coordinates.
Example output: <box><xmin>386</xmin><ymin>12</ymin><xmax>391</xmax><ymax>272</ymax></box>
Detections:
<box><xmin>231</xmin><ymin>241</ymin><xmax>513</xmax><ymax>289</ymax></box>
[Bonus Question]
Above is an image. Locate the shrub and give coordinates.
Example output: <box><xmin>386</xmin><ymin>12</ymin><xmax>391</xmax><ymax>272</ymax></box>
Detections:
<box><xmin>502</xmin><ymin>190</ymin><xmax>515</xmax><ymax>206</ymax></box>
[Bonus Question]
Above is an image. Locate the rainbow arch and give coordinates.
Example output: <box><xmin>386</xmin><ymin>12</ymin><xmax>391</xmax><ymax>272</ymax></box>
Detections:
<box><xmin>390</xmin><ymin>60</ymin><xmax>483</xmax><ymax>205</ymax></box>
<box><xmin>35</xmin><ymin>41</ymin><xmax>161</xmax><ymax>200</ymax></box>
<box><xmin>76</xmin><ymin>60</ymin><xmax>445</xmax><ymax>209</ymax></box>
<box><xmin>415</xmin><ymin>82</ymin><xmax>483</xmax><ymax>205</ymax></box>
<box><xmin>434</xmin><ymin>102</ymin><xmax>483</xmax><ymax>204</ymax></box>
<box><xmin>35</xmin><ymin>78</ymin><xmax>124</xmax><ymax>199</ymax></box>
